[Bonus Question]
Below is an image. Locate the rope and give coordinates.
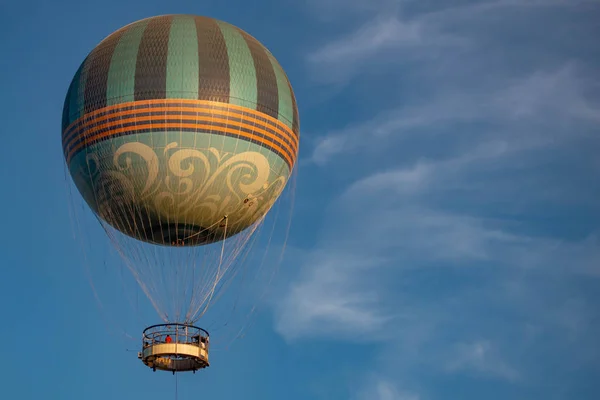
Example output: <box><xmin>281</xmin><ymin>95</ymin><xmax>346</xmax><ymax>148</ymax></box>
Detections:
<box><xmin>66</xmin><ymin>103</ymin><xmax>297</xmax><ymax>339</ymax></box>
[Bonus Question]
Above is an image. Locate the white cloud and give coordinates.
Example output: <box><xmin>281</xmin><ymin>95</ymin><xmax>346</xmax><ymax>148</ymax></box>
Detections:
<box><xmin>275</xmin><ymin>165</ymin><xmax>600</xmax><ymax>331</ymax></box>
<box><xmin>275</xmin><ymin>153</ymin><xmax>600</xmax><ymax>384</ymax></box>
<box><xmin>492</xmin><ymin>64</ymin><xmax>600</xmax><ymax>122</ymax></box>
<box><xmin>308</xmin><ymin>17</ymin><xmax>443</xmax><ymax>65</ymax></box>
<box><xmin>302</xmin><ymin>0</ymin><xmax>404</xmax><ymax>20</ymax></box>
<box><xmin>356</xmin><ymin>376</ymin><xmax>420</xmax><ymax>400</ymax></box>
<box><xmin>311</xmin><ymin>64</ymin><xmax>599</xmax><ymax>165</ymax></box>
<box><xmin>305</xmin><ymin>0</ymin><xmax>597</xmax><ymax>83</ymax></box>
<box><xmin>445</xmin><ymin>340</ymin><xmax>520</xmax><ymax>381</ymax></box>
<box><xmin>282</xmin><ymin>0</ymin><xmax>600</xmax><ymax>396</ymax></box>
<box><xmin>285</xmin><ymin>61</ymin><xmax>600</xmax><ymax>345</ymax></box>
<box><xmin>342</xmin><ymin>139</ymin><xmax>514</xmax><ymax>196</ymax></box>
<box><xmin>306</xmin><ymin>15</ymin><xmax>465</xmax><ymax>83</ymax></box>
<box><xmin>274</xmin><ymin>252</ymin><xmax>392</xmax><ymax>341</ymax></box>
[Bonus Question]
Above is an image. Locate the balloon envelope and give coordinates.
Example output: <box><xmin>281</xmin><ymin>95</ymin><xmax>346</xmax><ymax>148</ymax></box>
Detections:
<box><xmin>62</xmin><ymin>15</ymin><xmax>299</xmax><ymax>325</ymax></box>
<box><xmin>62</xmin><ymin>15</ymin><xmax>299</xmax><ymax>246</ymax></box>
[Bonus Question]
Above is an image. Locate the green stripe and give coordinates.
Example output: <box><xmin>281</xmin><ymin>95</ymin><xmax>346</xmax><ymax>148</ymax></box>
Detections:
<box><xmin>238</xmin><ymin>29</ymin><xmax>279</xmax><ymax>119</ymax></box>
<box><xmin>106</xmin><ymin>21</ymin><xmax>149</xmax><ymax>106</ymax></box>
<box><xmin>83</xmin><ymin>28</ymin><xmax>127</xmax><ymax>113</ymax></box>
<box><xmin>62</xmin><ymin>59</ymin><xmax>87</xmax><ymax>133</ymax></box>
<box><xmin>70</xmin><ymin>60</ymin><xmax>88</xmax><ymax>123</ymax></box>
<box><xmin>290</xmin><ymin>86</ymin><xmax>299</xmax><ymax>137</ymax></box>
<box><xmin>216</xmin><ymin>21</ymin><xmax>257</xmax><ymax>109</ymax></box>
<box><xmin>166</xmin><ymin>15</ymin><xmax>199</xmax><ymax>99</ymax></box>
<box><xmin>63</xmin><ymin>65</ymin><xmax>78</xmax><ymax>128</ymax></box>
<box><xmin>62</xmin><ymin>90</ymin><xmax>70</xmax><ymax>130</ymax></box>
<box><xmin>267</xmin><ymin>53</ymin><xmax>294</xmax><ymax>129</ymax></box>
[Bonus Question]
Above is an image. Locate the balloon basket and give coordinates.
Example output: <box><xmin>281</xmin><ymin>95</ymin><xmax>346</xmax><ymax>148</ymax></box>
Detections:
<box><xmin>138</xmin><ymin>323</ymin><xmax>210</xmax><ymax>374</ymax></box>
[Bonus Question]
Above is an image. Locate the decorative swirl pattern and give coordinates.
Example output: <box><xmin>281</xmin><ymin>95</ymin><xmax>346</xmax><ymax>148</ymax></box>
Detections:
<box><xmin>78</xmin><ymin>141</ymin><xmax>287</xmax><ymax>245</ymax></box>
<box><xmin>113</xmin><ymin>143</ymin><xmax>160</xmax><ymax>196</ymax></box>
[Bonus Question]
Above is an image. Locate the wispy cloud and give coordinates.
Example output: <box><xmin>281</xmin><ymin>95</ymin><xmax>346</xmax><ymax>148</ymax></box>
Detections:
<box><xmin>355</xmin><ymin>376</ymin><xmax>420</xmax><ymax>400</ymax></box>
<box><xmin>305</xmin><ymin>0</ymin><xmax>599</xmax><ymax>83</ymax></box>
<box><xmin>307</xmin><ymin>12</ymin><xmax>466</xmax><ymax>64</ymax></box>
<box><xmin>279</xmin><ymin>0</ymin><xmax>600</xmax><ymax>397</ymax></box>
<box><xmin>302</xmin><ymin>0</ymin><xmax>403</xmax><ymax>20</ymax></box>
<box><xmin>276</xmin><ymin>126</ymin><xmax>600</xmax><ymax>389</ymax></box>
<box><xmin>306</xmin><ymin>14</ymin><xmax>465</xmax><ymax>83</ymax></box>
<box><xmin>274</xmin><ymin>252</ymin><xmax>392</xmax><ymax>341</ymax></box>
<box><xmin>276</xmin><ymin>163</ymin><xmax>600</xmax><ymax>332</ymax></box>
<box><xmin>275</xmin><ymin>182</ymin><xmax>600</xmax><ymax>393</ymax></box>
<box><xmin>445</xmin><ymin>340</ymin><xmax>520</xmax><ymax>381</ymax></box>
<box><xmin>311</xmin><ymin>63</ymin><xmax>599</xmax><ymax>165</ymax></box>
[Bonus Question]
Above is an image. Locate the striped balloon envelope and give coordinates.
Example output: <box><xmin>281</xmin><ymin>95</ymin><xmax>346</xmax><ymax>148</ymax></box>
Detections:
<box><xmin>62</xmin><ymin>15</ymin><xmax>299</xmax><ymax>246</ymax></box>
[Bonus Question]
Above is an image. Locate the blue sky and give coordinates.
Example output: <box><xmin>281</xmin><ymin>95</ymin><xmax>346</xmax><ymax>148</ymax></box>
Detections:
<box><xmin>1</xmin><ymin>0</ymin><xmax>600</xmax><ymax>399</ymax></box>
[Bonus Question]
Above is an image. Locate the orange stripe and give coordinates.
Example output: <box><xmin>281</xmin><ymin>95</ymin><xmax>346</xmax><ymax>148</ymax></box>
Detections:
<box><xmin>63</xmin><ymin>104</ymin><xmax>298</xmax><ymax>149</ymax></box>
<box><xmin>64</xmin><ymin>99</ymin><xmax>297</xmax><ymax>145</ymax></box>
<box><xmin>65</xmin><ymin>113</ymin><xmax>297</xmax><ymax>156</ymax></box>
<box><xmin>66</xmin><ymin>122</ymin><xmax>295</xmax><ymax>168</ymax></box>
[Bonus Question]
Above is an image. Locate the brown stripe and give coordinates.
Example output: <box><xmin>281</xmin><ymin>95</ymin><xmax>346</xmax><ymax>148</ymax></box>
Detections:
<box><xmin>66</xmin><ymin>122</ymin><xmax>296</xmax><ymax>169</ymax></box>
<box><xmin>83</xmin><ymin>27</ymin><xmax>128</xmax><ymax>113</ymax></box>
<box><xmin>65</xmin><ymin>114</ymin><xmax>297</xmax><ymax>162</ymax></box>
<box><xmin>63</xmin><ymin>107</ymin><xmax>298</xmax><ymax>154</ymax></box>
<box><xmin>66</xmin><ymin>122</ymin><xmax>295</xmax><ymax>168</ymax></box>
<box><xmin>134</xmin><ymin>16</ymin><xmax>173</xmax><ymax>100</ymax></box>
<box><xmin>62</xmin><ymin>100</ymin><xmax>298</xmax><ymax>146</ymax></box>
<box><xmin>238</xmin><ymin>29</ymin><xmax>279</xmax><ymax>120</ymax></box>
<box><xmin>195</xmin><ymin>16</ymin><xmax>230</xmax><ymax>102</ymax></box>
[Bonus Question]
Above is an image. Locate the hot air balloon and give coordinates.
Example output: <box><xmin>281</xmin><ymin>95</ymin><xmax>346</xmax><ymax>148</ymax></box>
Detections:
<box><xmin>61</xmin><ymin>14</ymin><xmax>299</xmax><ymax>373</ymax></box>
